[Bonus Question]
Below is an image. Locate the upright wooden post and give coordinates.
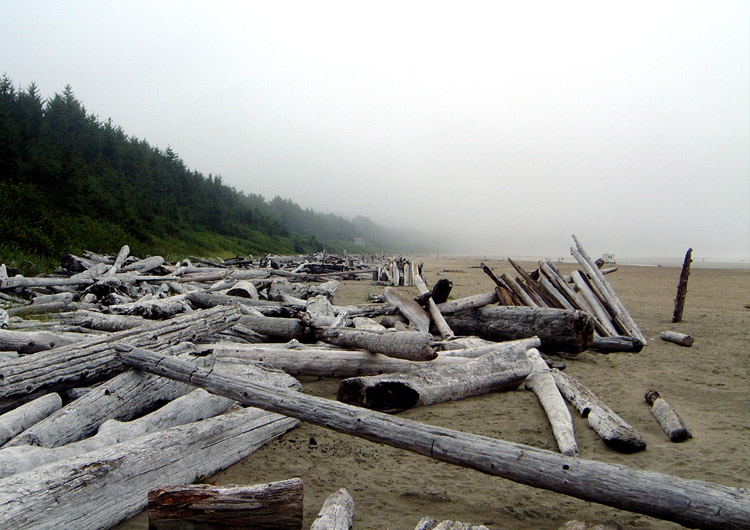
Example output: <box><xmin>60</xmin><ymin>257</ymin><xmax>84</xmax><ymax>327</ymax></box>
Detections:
<box><xmin>672</xmin><ymin>248</ymin><xmax>692</xmax><ymax>323</ymax></box>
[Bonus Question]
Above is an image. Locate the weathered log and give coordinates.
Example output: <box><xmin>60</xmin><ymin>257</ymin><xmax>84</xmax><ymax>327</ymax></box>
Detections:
<box><xmin>645</xmin><ymin>389</ymin><xmax>692</xmax><ymax>442</ymax></box>
<box><xmin>0</xmin><ymin>328</ymin><xmax>83</xmax><ymax>354</ymax></box>
<box><xmin>52</xmin><ymin>309</ymin><xmax>145</xmax><ymax>332</ymax></box>
<box><xmin>352</xmin><ymin>316</ymin><xmax>387</xmax><ymax>331</ymax></box>
<box><xmin>226</xmin><ymin>279</ymin><xmax>260</xmax><ymax>299</ymax></box>
<box><xmin>0</xmin><ymin>407</ymin><xmax>299</xmax><ymax>530</ymax></box>
<box><xmin>436</xmin><ymin>291</ymin><xmax>498</xmax><ymax>315</ymax></box>
<box><xmin>383</xmin><ymin>286</ymin><xmax>431</xmax><ymax>332</ymax></box>
<box><xmin>672</xmin><ymin>248</ymin><xmax>692</xmax><ymax>323</ymax></box>
<box><xmin>500</xmin><ymin>273</ymin><xmax>538</xmax><ymax>307</ymax></box>
<box><xmin>148</xmin><ymin>479</ymin><xmax>303</xmax><ymax>530</ymax></box>
<box><xmin>0</xmin><ymin>275</ymin><xmax>94</xmax><ymax>290</ymax></box>
<box><xmin>310</xmin><ymin>487</ymin><xmax>354</xmax><ymax>530</ymax></box>
<box><xmin>553</xmin><ymin>369</ymin><xmax>646</xmax><ymax>453</ymax></box>
<box><xmin>570</xmin><ymin>270</ymin><xmax>618</xmax><ymax>337</ymax></box>
<box><xmin>524</xmin><ymin>349</ymin><xmax>577</xmax><ymax>456</ymax></box>
<box><xmin>508</xmin><ymin>258</ymin><xmax>559</xmax><ymax>308</ymax></box>
<box><xmin>108</xmin><ymin>294</ymin><xmax>191</xmax><ymax>319</ymax></box>
<box><xmin>120</xmin><ymin>255</ymin><xmax>165</xmax><ymax>274</ymax></box>
<box><xmin>590</xmin><ymin>336</ymin><xmax>644</xmax><ymax>354</ymax></box>
<box><xmin>337</xmin><ymin>347</ymin><xmax>532</xmax><ymax>412</ymax></box>
<box><xmin>0</xmin><ymin>305</ymin><xmax>240</xmax><ymax>400</ymax></box>
<box><xmin>415</xmin><ymin>516</ymin><xmax>488</xmax><ymax>530</ymax></box>
<box><xmin>0</xmin><ymin>393</ymin><xmax>61</xmax><ymax>446</ymax></box>
<box><xmin>436</xmin><ymin>337</ymin><xmax>542</xmax><ymax>359</ymax></box>
<box><xmin>103</xmin><ymin>244</ymin><xmax>130</xmax><ymax>277</ymax></box>
<box><xmin>120</xmin><ymin>347</ymin><xmax>750</xmax><ymax>530</ymax></box>
<box><xmin>6</xmin><ymin>300</ymin><xmax>77</xmax><ymax>317</ymax></box>
<box><xmin>443</xmin><ymin>306</ymin><xmax>594</xmax><ymax>354</ymax></box>
<box><xmin>414</xmin><ymin>270</ymin><xmax>454</xmax><ymax>339</ymax></box>
<box><xmin>660</xmin><ymin>331</ymin><xmax>694</xmax><ymax>347</ymax></box>
<box><xmin>318</xmin><ymin>328</ymin><xmax>437</xmax><ymax>361</ymax></box>
<box><xmin>238</xmin><ymin>313</ymin><xmax>304</xmax><ymax>341</ymax></box>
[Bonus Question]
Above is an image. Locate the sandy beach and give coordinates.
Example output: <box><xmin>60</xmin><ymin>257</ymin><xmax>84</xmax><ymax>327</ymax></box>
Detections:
<box><xmin>119</xmin><ymin>257</ymin><xmax>749</xmax><ymax>529</ymax></box>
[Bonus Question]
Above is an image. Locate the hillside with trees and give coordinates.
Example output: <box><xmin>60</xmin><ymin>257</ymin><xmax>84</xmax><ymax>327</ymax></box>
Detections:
<box><xmin>0</xmin><ymin>77</ymin><xmax>423</xmax><ymax>273</ymax></box>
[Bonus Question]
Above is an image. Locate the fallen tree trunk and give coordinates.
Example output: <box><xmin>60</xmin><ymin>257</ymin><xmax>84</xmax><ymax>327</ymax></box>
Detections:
<box><xmin>337</xmin><ymin>347</ymin><xmax>532</xmax><ymax>412</ymax></box>
<box><xmin>0</xmin><ymin>329</ymin><xmax>83</xmax><ymax>354</ymax></box>
<box><xmin>148</xmin><ymin>479</ymin><xmax>303</xmax><ymax>530</ymax></box>
<box><xmin>443</xmin><ymin>306</ymin><xmax>594</xmax><ymax>354</ymax></box>
<box><xmin>0</xmin><ymin>407</ymin><xmax>299</xmax><ymax>530</ymax></box>
<box><xmin>310</xmin><ymin>488</ymin><xmax>355</xmax><ymax>530</ymax></box>
<box><xmin>552</xmin><ymin>369</ymin><xmax>646</xmax><ymax>453</ymax></box>
<box><xmin>645</xmin><ymin>389</ymin><xmax>692</xmax><ymax>442</ymax></box>
<box><xmin>0</xmin><ymin>305</ymin><xmax>240</xmax><ymax>400</ymax></box>
<box><xmin>383</xmin><ymin>286</ymin><xmax>431</xmax><ymax>332</ymax></box>
<box><xmin>523</xmin><ymin>349</ymin><xmax>577</xmax><ymax>457</ymax></box>
<box><xmin>119</xmin><ymin>347</ymin><xmax>750</xmax><ymax>530</ymax></box>
<box><xmin>53</xmin><ymin>310</ymin><xmax>146</xmax><ymax>332</ymax></box>
<box><xmin>238</xmin><ymin>313</ymin><xmax>305</xmax><ymax>341</ymax></box>
<box><xmin>318</xmin><ymin>328</ymin><xmax>437</xmax><ymax>361</ymax></box>
<box><xmin>0</xmin><ymin>393</ymin><xmax>62</xmax><ymax>445</ymax></box>
<box><xmin>660</xmin><ymin>331</ymin><xmax>694</xmax><ymax>347</ymax></box>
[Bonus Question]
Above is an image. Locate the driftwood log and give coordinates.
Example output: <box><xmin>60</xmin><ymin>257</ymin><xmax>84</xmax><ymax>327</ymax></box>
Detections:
<box><xmin>310</xmin><ymin>488</ymin><xmax>355</xmax><ymax>530</ymax></box>
<box><xmin>318</xmin><ymin>328</ymin><xmax>437</xmax><ymax>361</ymax></box>
<box><xmin>672</xmin><ymin>248</ymin><xmax>692</xmax><ymax>323</ymax></box>
<box><xmin>435</xmin><ymin>291</ymin><xmax>498</xmax><ymax>315</ymax></box>
<box><xmin>148</xmin><ymin>479</ymin><xmax>303</xmax><ymax>530</ymax></box>
<box><xmin>443</xmin><ymin>306</ymin><xmax>594</xmax><ymax>353</ymax></box>
<box><xmin>0</xmin><ymin>393</ymin><xmax>61</xmax><ymax>446</ymax></box>
<box><xmin>660</xmin><ymin>331</ymin><xmax>694</xmax><ymax>347</ymax></box>
<box><xmin>120</xmin><ymin>346</ymin><xmax>750</xmax><ymax>530</ymax></box>
<box><xmin>383</xmin><ymin>286</ymin><xmax>430</xmax><ymax>332</ymax></box>
<box><xmin>553</xmin><ymin>369</ymin><xmax>646</xmax><ymax>453</ymax></box>
<box><xmin>413</xmin><ymin>270</ymin><xmax>454</xmax><ymax>339</ymax></box>
<box><xmin>415</xmin><ymin>517</ymin><xmax>488</xmax><ymax>530</ymax></box>
<box><xmin>336</xmin><ymin>347</ymin><xmax>532</xmax><ymax>412</ymax></box>
<box><xmin>590</xmin><ymin>336</ymin><xmax>644</xmax><ymax>354</ymax></box>
<box><xmin>0</xmin><ymin>329</ymin><xmax>83</xmax><ymax>354</ymax></box>
<box><xmin>645</xmin><ymin>389</ymin><xmax>692</xmax><ymax>442</ymax></box>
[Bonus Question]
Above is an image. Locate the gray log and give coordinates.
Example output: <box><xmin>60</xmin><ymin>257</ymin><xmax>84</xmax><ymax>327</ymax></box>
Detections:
<box><xmin>553</xmin><ymin>369</ymin><xmax>646</xmax><ymax>453</ymax></box>
<box><xmin>148</xmin><ymin>479</ymin><xmax>303</xmax><ymax>530</ymax></box>
<box><xmin>0</xmin><ymin>407</ymin><xmax>299</xmax><ymax>530</ymax></box>
<box><xmin>337</xmin><ymin>347</ymin><xmax>532</xmax><ymax>412</ymax></box>
<box><xmin>414</xmin><ymin>270</ymin><xmax>454</xmax><ymax>339</ymax></box>
<box><xmin>570</xmin><ymin>270</ymin><xmax>618</xmax><ymax>337</ymax></box>
<box><xmin>415</xmin><ymin>517</ymin><xmax>488</xmax><ymax>530</ymax></box>
<box><xmin>238</xmin><ymin>313</ymin><xmax>304</xmax><ymax>341</ymax></box>
<box><xmin>645</xmin><ymin>389</ymin><xmax>692</xmax><ymax>442</ymax></box>
<box><xmin>437</xmin><ymin>337</ymin><xmax>542</xmax><ymax>359</ymax></box>
<box><xmin>53</xmin><ymin>310</ymin><xmax>146</xmax><ymax>332</ymax></box>
<box><xmin>119</xmin><ymin>347</ymin><xmax>750</xmax><ymax>530</ymax></box>
<box><xmin>310</xmin><ymin>488</ymin><xmax>354</xmax><ymax>530</ymax></box>
<box><xmin>0</xmin><ymin>393</ymin><xmax>61</xmax><ymax>445</ymax></box>
<box><xmin>590</xmin><ymin>336</ymin><xmax>644</xmax><ymax>354</ymax></box>
<box><xmin>383</xmin><ymin>286</ymin><xmax>431</xmax><ymax>332</ymax></box>
<box><xmin>660</xmin><ymin>331</ymin><xmax>694</xmax><ymax>347</ymax></box>
<box><xmin>318</xmin><ymin>328</ymin><xmax>437</xmax><ymax>361</ymax></box>
<box><xmin>443</xmin><ymin>306</ymin><xmax>594</xmax><ymax>354</ymax></box>
<box><xmin>0</xmin><ymin>329</ymin><xmax>82</xmax><ymax>354</ymax></box>
<box><xmin>435</xmin><ymin>291</ymin><xmax>498</xmax><ymax>315</ymax></box>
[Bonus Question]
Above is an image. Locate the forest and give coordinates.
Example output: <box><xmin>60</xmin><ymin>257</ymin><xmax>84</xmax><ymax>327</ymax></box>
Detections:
<box><xmin>0</xmin><ymin>76</ymin><xmax>417</xmax><ymax>274</ymax></box>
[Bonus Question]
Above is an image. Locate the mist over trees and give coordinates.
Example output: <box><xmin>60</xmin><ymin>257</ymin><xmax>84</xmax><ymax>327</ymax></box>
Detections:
<box><xmin>0</xmin><ymin>76</ymin><xmax>427</xmax><ymax>272</ymax></box>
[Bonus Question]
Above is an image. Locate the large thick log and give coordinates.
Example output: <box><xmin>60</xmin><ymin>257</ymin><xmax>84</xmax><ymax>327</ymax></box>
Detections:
<box><xmin>443</xmin><ymin>306</ymin><xmax>594</xmax><ymax>354</ymax></box>
<box><xmin>553</xmin><ymin>369</ymin><xmax>646</xmax><ymax>453</ymax></box>
<box><xmin>0</xmin><ymin>407</ymin><xmax>299</xmax><ymax>530</ymax></box>
<box><xmin>0</xmin><ymin>275</ymin><xmax>94</xmax><ymax>290</ymax></box>
<box><xmin>0</xmin><ymin>389</ymin><xmax>235</xmax><ymax>478</ymax></box>
<box><xmin>148</xmin><ymin>479</ymin><xmax>303</xmax><ymax>530</ymax></box>
<box><xmin>0</xmin><ymin>393</ymin><xmax>61</xmax><ymax>445</ymax></box>
<box><xmin>0</xmin><ymin>305</ymin><xmax>240</xmax><ymax>400</ymax></box>
<box><xmin>318</xmin><ymin>328</ymin><xmax>437</xmax><ymax>361</ymax></box>
<box><xmin>672</xmin><ymin>248</ymin><xmax>692</xmax><ymax>323</ymax></box>
<box><xmin>645</xmin><ymin>389</ymin><xmax>692</xmax><ymax>442</ymax></box>
<box><xmin>523</xmin><ymin>349</ymin><xmax>577</xmax><ymax>456</ymax></box>
<box><xmin>383</xmin><ymin>286</ymin><xmax>431</xmax><ymax>332</ymax></box>
<box><xmin>0</xmin><ymin>328</ymin><xmax>83</xmax><ymax>354</ymax></box>
<box><xmin>310</xmin><ymin>488</ymin><xmax>355</xmax><ymax>530</ymax></box>
<box><xmin>337</xmin><ymin>347</ymin><xmax>532</xmax><ymax>412</ymax></box>
<box><xmin>120</xmin><ymin>347</ymin><xmax>750</xmax><ymax>530</ymax></box>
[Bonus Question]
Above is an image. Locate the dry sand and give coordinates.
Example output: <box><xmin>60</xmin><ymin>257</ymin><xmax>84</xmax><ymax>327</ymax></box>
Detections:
<box><xmin>120</xmin><ymin>258</ymin><xmax>749</xmax><ymax>529</ymax></box>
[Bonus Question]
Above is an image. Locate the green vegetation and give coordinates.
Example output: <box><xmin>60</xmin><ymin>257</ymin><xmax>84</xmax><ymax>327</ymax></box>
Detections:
<box><xmin>0</xmin><ymin>76</ymin><xmax>419</xmax><ymax>274</ymax></box>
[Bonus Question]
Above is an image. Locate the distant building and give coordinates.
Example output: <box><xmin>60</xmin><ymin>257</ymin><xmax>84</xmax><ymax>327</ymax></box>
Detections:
<box><xmin>354</xmin><ymin>237</ymin><xmax>365</xmax><ymax>246</ymax></box>
<box><xmin>601</xmin><ymin>253</ymin><xmax>616</xmax><ymax>264</ymax></box>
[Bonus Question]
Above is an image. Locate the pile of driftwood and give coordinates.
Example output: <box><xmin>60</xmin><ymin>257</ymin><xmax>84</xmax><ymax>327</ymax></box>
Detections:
<box><xmin>0</xmin><ymin>242</ymin><xmax>747</xmax><ymax>529</ymax></box>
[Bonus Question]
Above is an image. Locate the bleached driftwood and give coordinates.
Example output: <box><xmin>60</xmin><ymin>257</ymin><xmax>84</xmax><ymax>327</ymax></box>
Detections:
<box><xmin>570</xmin><ymin>270</ymin><xmax>618</xmax><ymax>337</ymax></box>
<box><xmin>552</xmin><ymin>369</ymin><xmax>646</xmax><ymax>453</ymax></box>
<box><xmin>148</xmin><ymin>479</ymin><xmax>303</xmax><ymax>530</ymax></box>
<box><xmin>310</xmin><ymin>488</ymin><xmax>355</xmax><ymax>530</ymax></box>
<box><xmin>383</xmin><ymin>286</ymin><xmax>430</xmax><ymax>332</ymax></box>
<box><xmin>53</xmin><ymin>310</ymin><xmax>146</xmax><ymax>332</ymax></box>
<box><xmin>660</xmin><ymin>331</ymin><xmax>694</xmax><ymax>347</ymax></box>
<box><xmin>108</xmin><ymin>294</ymin><xmax>191</xmax><ymax>319</ymax></box>
<box><xmin>120</xmin><ymin>347</ymin><xmax>750</xmax><ymax>530</ymax></box>
<box><xmin>413</xmin><ymin>270</ymin><xmax>454</xmax><ymax>339</ymax></box>
<box><xmin>0</xmin><ymin>393</ymin><xmax>62</xmax><ymax>446</ymax></box>
<box><xmin>120</xmin><ymin>255</ymin><xmax>165</xmax><ymax>274</ymax></box>
<box><xmin>0</xmin><ymin>407</ymin><xmax>299</xmax><ymax>530</ymax></box>
<box><xmin>524</xmin><ymin>348</ymin><xmax>578</xmax><ymax>456</ymax></box>
<box><xmin>436</xmin><ymin>337</ymin><xmax>541</xmax><ymax>359</ymax></box>
<box><xmin>337</xmin><ymin>346</ymin><xmax>531</xmax><ymax>412</ymax></box>
<box><xmin>435</xmin><ymin>291</ymin><xmax>498</xmax><ymax>315</ymax></box>
<box><xmin>0</xmin><ymin>329</ymin><xmax>83</xmax><ymax>354</ymax></box>
<box><xmin>645</xmin><ymin>389</ymin><xmax>692</xmax><ymax>442</ymax></box>
<box><xmin>318</xmin><ymin>328</ymin><xmax>437</xmax><ymax>361</ymax></box>
<box><xmin>415</xmin><ymin>517</ymin><xmax>488</xmax><ymax>530</ymax></box>
<box><xmin>226</xmin><ymin>279</ymin><xmax>260</xmax><ymax>299</ymax></box>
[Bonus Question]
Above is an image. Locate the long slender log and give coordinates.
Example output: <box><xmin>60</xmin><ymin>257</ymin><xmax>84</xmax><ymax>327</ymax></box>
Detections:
<box><xmin>103</xmin><ymin>244</ymin><xmax>130</xmax><ymax>277</ymax></box>
<box><xmin>337</xmin><ymin>347</ymin><xmax>532</xmax><ymax>412</ymax></box>
<box><xmin>6</xmin><ymin>300</ymin><xmax>77</xmax><ymax>317</ymax></box>
<box><xmin>436</xmin><ymin>337</ymin><xmax>542</xmax><ymax>359</ymax></box>
<box><xmin>0</xmin><ymin>305</ymin><xmax>240</xmax><ymax>400</ymax></box>
<box><xmin>570</xmin><ymin>271</ymin><xmax>618</xmax><ymax>337</ymax></box>
<box><xmin>310</xmin><ymin>488</ymin><xmax>355</xmax><ymax>530</ymax></box>
<box><xmin>524</xmin><ymin>349</ymin><xmax>577</xmax><ymax>456</ymax></box>
<box><xmin>383</xmin><ymin>286</ymin><xmax>431</xmax><ymax>332</ymax></box>
<box><xmin>508</xmin><ymin>258</ymin><xmax>559</xmax><ymax>308</ymax></box>
<box><xmin>148</xmin><ymin>479</ymin><xmax>304</xmax><ymax>530</ymax></box>
<box><xmin>0</xmin><ymin>328</ymin><xmax>83</xmax><ymax>354</ymax></box>
<box><xmin>539</xmin><ymin>261</ymin><xmax>592</xmax><ymax>316</ymax></box>
<box><xmin>414</xmin><ymin>270</ymin><xmax>454</xmax><ymax>339</ymax></box>
<box><xmin>500</xmin><ymin>273</ymin><xmax>538</xmax><ymax>307</ymax></box>
<box><xmin>119</xmin><ymin>347</ymin><xmax>750</xmax><ymax>530</ymax></box>
<box><xmin>660</xmin><ymin>331</ymin><xmax>694</xmax><ymax>347</ymax></box>
<box><xmin>553</xmin><ymin>369</ymin><xmax>646</xmax><ymax>453</ymax></box>
<box><xmin>52</xmin><ymin>310</ymin><xmax>146</xmax><ymax>332</ymax></box>
<box><xmin>318</xmin><ymin>328</ymin><xmax>437</xmax><ymax>361</ymax></box>
<box><xmin>436</xmin><ymin>291</ymin><xmax>498</xmax><ymax>315</ymax></box>
<box><xmin>645</xmin><ymin>389</ymin><xmax>692</xmax><ymax>442</ymax></box>
<box><xmin>443</xmin><ymin>306</ymin><xmax>594</xmax><ymax>354</ymax></box>
<box><xmin>0</xmin><ymin>276</ymin><xmax>94</xmax><ymax>290</ymax></box>
<box><xmin>0</xmin><ymin>407</ymin><xmax>299</xmax><ymax>530</ymax></box>
<box><xmin>672</xmin><ymin>248</ymin><xmax>692</xmax><ymax>323</ymax></box>
<box><xmin>0</xmin><ymin>393</ymin><xmax>61</xmax><ymax>445</ymax></box>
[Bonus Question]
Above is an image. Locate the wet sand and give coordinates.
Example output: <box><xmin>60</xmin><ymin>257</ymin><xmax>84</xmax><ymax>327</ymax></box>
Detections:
<box><xmin>121</xmin><ymin>258</ymin><xmax>750</xmax><ymax>529</ymax></box>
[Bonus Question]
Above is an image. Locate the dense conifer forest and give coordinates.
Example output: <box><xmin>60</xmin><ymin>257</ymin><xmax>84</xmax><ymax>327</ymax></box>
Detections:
<box><xmin>0</xmin><ymin>77</ymin><xmax>414</xmax><ymax>273</ymax></box>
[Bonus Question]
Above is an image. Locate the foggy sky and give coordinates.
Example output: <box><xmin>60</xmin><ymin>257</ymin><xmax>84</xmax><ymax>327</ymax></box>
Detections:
<box><xmin>2</xmin><ymin>1</ymin><xmax>748</xmax><ymax>261</ymax></box>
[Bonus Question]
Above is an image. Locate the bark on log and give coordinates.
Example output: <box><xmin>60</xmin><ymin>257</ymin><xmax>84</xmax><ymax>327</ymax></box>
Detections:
<box><xmin>0</xmin><ymin>393</ymin><xmax>61</xmax><ymax>445</ymax></box>
<box><xmin>310</xmin><ymin>488</ymin><xmax>354</xmax><ymax>530</ymax></box>
<box><xmin>436</xmin><ymin>291</ymin><xmax>498</xmax><ymax>315</ymax></box>
<box><xmin>645</xmin><ymin>389</ymin><xmax>692</xmax><ymax>442</ymax></box>
<box><xmin>443</xmin><ymin>306</ymin><xmax>594</xmax><ymax>354</ymax></box>
<box><xmin>337</xmin><ymin>347</ymin><xmax>532</xmax><ymax>412</ymax></box>
<box><xmin>148</xmin><ymin>479</ymin><xmax>303</xmax><ymax>530</ymax></box>
<box><xmin>0</xmin><ymin>305</ymin><xmax>240</xmax><ymax>400</ymax></box>
<box><xmin>120</xmin><ymin>347</ymin><xmax>750</xmax><ymax>530</ymax></box>
<box><xmin>318</xmin><ymin>328</ymin><xmax>437</xmax><ymax>361</ymax></box>
<box><xmin>660</xmin><ymin>331</ymin><xmax>694</xmax><ymax>347</ymax></box>
<box><xmin>383</xmin><ymin>287</ymin><xmax>431</xmax><ymax>332</ymax></box>
<box><xmin>414</xmin><ymin>270</ymin><xmax>454</xmax><ymax>339</ymax></box>
<box><xmin>524</xmin><ymin>349</ymin><xmax>578</xmax><ymax>456</ymax></box>
<box><xmin>553</xmin><ymin>369</ymin><xmax>646</xmax><ymax>453</ymax></box>
<box><xmin>672</xmin><ymin>248</ymin><xmax>692</xmax><ymax>323</ymax></box>
<box><xmin>0</xmin><ymin>407</ymin><xmax>299</xmax><ymax>530</ymax></box>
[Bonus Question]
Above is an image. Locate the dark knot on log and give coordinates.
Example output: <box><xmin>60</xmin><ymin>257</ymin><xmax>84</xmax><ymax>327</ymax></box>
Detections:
<box><xmin>644</xmin><ymin>389</ymin><xmax>661</xmax><ymax>406</ymax></box>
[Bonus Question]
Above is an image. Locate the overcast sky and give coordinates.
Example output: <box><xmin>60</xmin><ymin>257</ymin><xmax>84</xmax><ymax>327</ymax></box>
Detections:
<box><xmin>2</xmin><ymin>1</ymin><xmax>748</xmax><ymax>261</ymax></box>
